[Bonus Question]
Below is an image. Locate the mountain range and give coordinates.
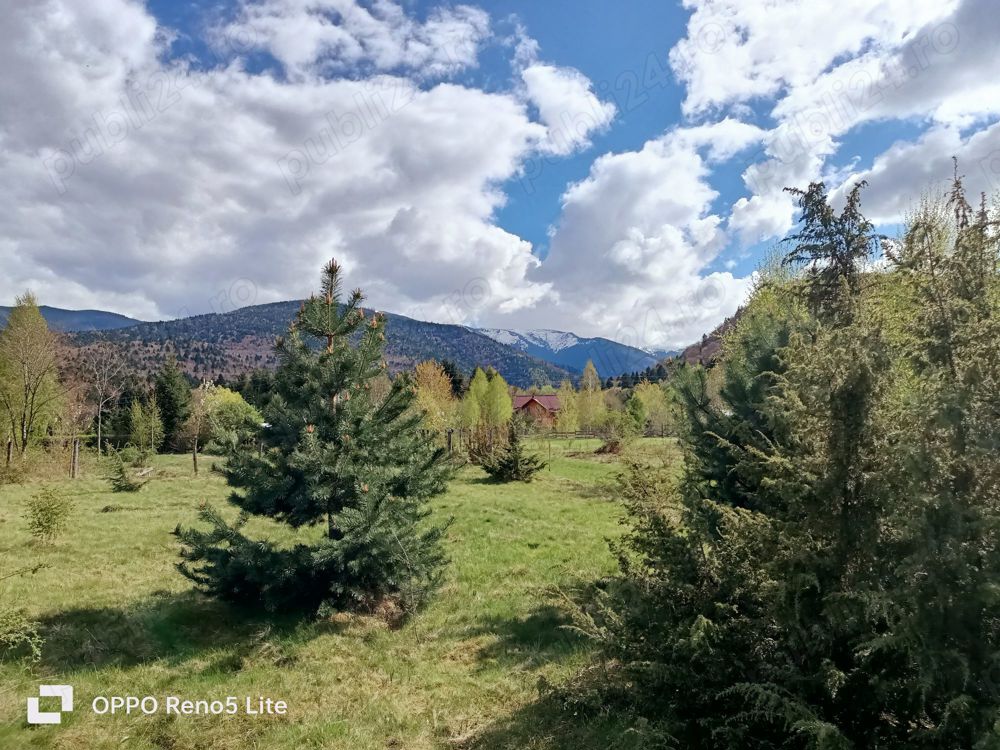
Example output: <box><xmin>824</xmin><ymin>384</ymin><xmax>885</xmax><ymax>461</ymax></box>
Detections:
<box><xmin>475</xmin><ymin>328</ymin><xmax>676</xmax><ymax>379</ymax></box>
<box><xmin>11</xmin><ymin>302</ymin><xmax>686</xmax><ymax>387</ymax></box>
<box><xmin>0</xmin><ymin>305</ymin><xmax>141</xmax><ymax>332</ymax></box>
<box><xmin>70</xmin><ymin>302</ymin><xmax>573</xmax><ymax>387</ymax></box>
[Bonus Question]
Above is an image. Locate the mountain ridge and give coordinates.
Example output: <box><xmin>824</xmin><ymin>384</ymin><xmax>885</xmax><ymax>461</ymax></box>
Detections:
<box><xmin>476</xmin><ymin>326</ymin><xmax>677</xmax><ymax>378</ymax></box>
<box><xmin>6</xmin><ymin>302</ymin><xmax>698</xmax><ymax>386</ymax></box>
<box><xmin>68</xmin><ymin>301</ymin><xmax>572</xmax><ymax>387</ymax></box>
<box><xmin>0</xmin><ymin>305</ymin><xmax>142</xmax><ymax>332</ymax></box>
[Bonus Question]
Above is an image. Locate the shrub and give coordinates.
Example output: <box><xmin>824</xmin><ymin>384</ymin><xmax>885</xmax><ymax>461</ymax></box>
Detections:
<box><xmin>0</xmin><ymin>606</ymin><xmax>42</xmax><ymax>661</ymax></box>
<box><xmin>480</xmin><ymin>427</ymin><xmax>546</xmax><ymax>482</ymax></box>
<box><xmin>595</xmin><ymin>411</ymin><xmax>638</xmax><ymax>454</ymax></box>
<box><xmin>105</xmin><ymin>444</ymin><xmax>148</xmax><ymax>492</ymax></box>
<box><xmin>25</xmin><ymin>486</ymin><xmax>73</xmax><ymax>543</ymax></box>
<box><xmin>0</xmin><ymin>460</ymin><xmax>27</xmax><ymax>485</ymax></box>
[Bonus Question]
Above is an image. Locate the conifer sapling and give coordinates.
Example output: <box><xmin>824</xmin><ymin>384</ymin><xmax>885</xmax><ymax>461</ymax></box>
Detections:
<box><xmin>175</xmin><ymin>260</ymin><xmax>452</xmax><ymax>616</ymax></box>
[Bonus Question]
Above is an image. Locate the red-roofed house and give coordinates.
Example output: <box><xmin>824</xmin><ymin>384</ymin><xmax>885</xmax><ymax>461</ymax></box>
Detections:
<box><xmin>513</xmin><ymin>394</ymin><xmax>561</xmax><ymax>427</ymax></box>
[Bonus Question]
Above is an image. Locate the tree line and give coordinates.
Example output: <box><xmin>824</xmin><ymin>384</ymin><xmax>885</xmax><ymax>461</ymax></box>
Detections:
<box><xmin>558</xmin><ymin>168</ymin><xmax>1000</xmax><ymax>748</ymax></box>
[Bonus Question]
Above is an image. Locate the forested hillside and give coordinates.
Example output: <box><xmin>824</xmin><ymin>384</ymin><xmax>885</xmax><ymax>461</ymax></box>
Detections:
<box><xmin>73</xmin><ymin>301</ymin><xmax>571</xmax><ymax>387</ymax></box>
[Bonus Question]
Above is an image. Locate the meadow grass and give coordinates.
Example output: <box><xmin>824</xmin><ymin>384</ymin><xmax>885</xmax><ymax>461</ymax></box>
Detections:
<box><xmin>0</xmin><ymin>438</ymin><xmax>677</xmax><ymax>749</ymax></box>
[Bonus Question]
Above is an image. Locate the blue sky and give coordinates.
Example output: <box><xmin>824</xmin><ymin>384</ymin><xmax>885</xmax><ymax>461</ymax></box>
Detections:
<box><xmin>3</xmin><ymin>0</ymin><xmax>999</xmax><ymax>348</ymax></box>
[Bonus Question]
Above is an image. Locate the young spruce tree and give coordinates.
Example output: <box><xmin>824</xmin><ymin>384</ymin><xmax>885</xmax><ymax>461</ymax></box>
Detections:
<box><xmin>155</xmin><ymin>355</ymin><xmax>191</xmax><ymax>451</ymax></box>
<box><xmin>175</xmin><ymin>261</ymin><xmax>451</xmax><ymax>615</ymax></box>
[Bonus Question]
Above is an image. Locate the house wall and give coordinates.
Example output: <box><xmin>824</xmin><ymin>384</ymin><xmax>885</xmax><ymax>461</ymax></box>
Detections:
<box><xmin>518</xmin><ymin>400</ymin><xmax>556</xmax><ymax>426</ymax></box>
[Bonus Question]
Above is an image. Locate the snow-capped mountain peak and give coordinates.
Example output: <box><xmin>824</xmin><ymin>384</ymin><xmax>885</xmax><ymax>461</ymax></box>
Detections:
<box><xmin>519</xmin><ymin>329</ymin><xmax>580</xmax><ymax>353</ymax></box>
<box><xmin>472</xmin><ymin>326</ymin><xmax>664</xmax><ymax>378</ymax></box>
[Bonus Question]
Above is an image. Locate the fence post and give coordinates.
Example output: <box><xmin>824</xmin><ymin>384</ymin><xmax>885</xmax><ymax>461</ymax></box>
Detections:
<box><xmin>446</xmin><ymin>429</ymin><xmax>453</xmax><ymax>455</ymax></box>
<box><xmin>5</xmin><ymin>438</ymin><xmax>11</xmax><ymax>467</ymax></box>
<box><xmin>70</xmin><ymin>438</ymin><xmax>80</xmax><ymax>479</ymax></box>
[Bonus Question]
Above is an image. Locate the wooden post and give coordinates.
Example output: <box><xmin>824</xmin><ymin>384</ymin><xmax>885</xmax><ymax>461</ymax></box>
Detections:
<box><xmin>192</xmin><ymin>437</ymin><xmax>199</xmax><ymax>476</ymax></box>
<box><xmin>71</xmin><ymin>438</ymin><xmax>80</xmax><ymax>479</ymax></box>
<box><xmin>446</xmin><ymin>429</ymin><xmax>453</xmax><ymax>455</ymax></box>
<box><xmin>5</xmin><ymin>438</ymin><xmax>11</xmax><ymax>467</ymax></box>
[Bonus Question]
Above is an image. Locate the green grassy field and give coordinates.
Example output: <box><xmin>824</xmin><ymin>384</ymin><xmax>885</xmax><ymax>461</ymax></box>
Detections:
<box><xmin>0</xmin><ymin>438</ymin><xmax>676</xmax><ymax>749</ymax></box>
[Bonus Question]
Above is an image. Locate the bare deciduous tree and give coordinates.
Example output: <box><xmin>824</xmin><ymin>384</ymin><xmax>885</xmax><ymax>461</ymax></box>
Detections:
<box><xmin>80</xmin><ymin>340</ymin><xmax>126</xmax><ymax>454</ymax></box>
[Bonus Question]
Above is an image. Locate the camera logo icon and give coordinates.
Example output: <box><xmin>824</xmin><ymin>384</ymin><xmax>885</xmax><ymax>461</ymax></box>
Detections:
<box><xmin>27</xmin><ymin>685</ymin><xmax>74</xmax><ymax>725</ymax></box>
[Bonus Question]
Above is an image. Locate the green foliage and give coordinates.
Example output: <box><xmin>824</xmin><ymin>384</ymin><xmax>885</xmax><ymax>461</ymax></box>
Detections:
<box><xmin>674</xmin><ymin>278</ymin><xmax>808</xmax><ymax>513</ymax></box>
<box><xmin>480</xmin><ymin>426</ymin><xmax>547</xmax><ymax>482</ymax></box>
<box><xmin>154</xmin><ymin>355</ymin><xmax>191</xmax><ymax>450</ymax></box>
<box><xmin>25</xmin><ymin>486</ymin><xmax>73</xmax><ymax>543</ymax></box>
<box><xmin>462</xmin><ymin>367</ymin><xmax>514</xmax><ymax>462</ymax></box>
<box><xmin>412</xmin><ymin>361</ymin><xmax>457</xmax><ymax>439</ymax></box>
<box><xmin>580</xmin><ymin>360</ymin><xmax>602</xmax><ymax>392</ymax></box>
<box><xmin>555</xmin><ymin>379</ymin><xmax>580</xmax><ymax>431</ymax></box>
<box><xmin>624</xmin><ymin>394</ymin><xmax>646</xmax><ymax>431</ymax></box>
<box><xmin>0</xmin><ymin>606</ymin><xmax>42</xmax><ymax>662</ymax></box>
<box><xmin>232</xmin><ymin>368</ymin><xmax>276</xmax><ymax>410</ymax></box>
<box><xmin>128</xmin><ymin>397</ymin><xmax>163</xmax><ymax>459</ymax></box>
<box><xmin>576</xmin><ymin>361</ymin><xmax>607</xmax><ymax>432</ymax></box>
<box><xmin>573</xmin><ymin>174</ymin><xmax>1000</xmax><ymax>748</ymax></box>
<box><xmin>175</xmin><ymin>260</ymin><xmax>452</xmax><ymax>616</ymax></box>
<box><xmin>595</xmin><ymin>410</ymin><xmax>638</xmax><ymax>455</ymax></box>
<box><xmin>484</xmin><ymin>373</ymin><xmax>514</xmax><ymax>426</ymax></box>
<box><xmin>439</xmin><ymin>358</ymin><xmax>465</xmax><ymax>396</ymax></box>
<box><xmin>105</xmin><ymin>444</ymin><xmax>148</xmax><ymax>492</ymax></box>
<box><xmin>0</xmin><ymin>293</ymin><xmax>62</xmax><ymax>456</ymax></box>
<box><xmin>463</xmin><ymin>368</ymin><xmax>509</xmax><ymax>423</ymax></box>
<box><xmin>205</xmin><ymin>387</ymin><xmax>261</xmax><ymax>439</ymax></box>
<box><xmin>631</xmin><ymin>380</ymin><xmax>675</xmax><ymax>435</ymax></box>
<box><xmin>186</xmin><ymin>383</ymin><xmax>262</xmax><ymax>452</ymax></box>
<box><xmin>783</xmin><ymin>180</ymin><xmax>883</xmax><ymax>322</ymax></box>
<box><xmin>0</xmin><ymin>444</ymin><xmax>627</xmax><ymax>747</ymax></box>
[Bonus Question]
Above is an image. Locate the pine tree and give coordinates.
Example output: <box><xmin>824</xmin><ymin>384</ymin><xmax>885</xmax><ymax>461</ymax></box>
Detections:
<box><xmin>439</xmin><ymin>359</ymin><xmax>465</xmax><ymax>396</ymax></box>
<box><xmin>175</xmin><ymin>260</ymin><xmax>452</xmax><ymax>615</ymax></box>
<box><xmin>480</xmin><ymin>425</ymin><xmax>546</xmax><ymax>482</ymax></box>
<box><xmin>783</xmin><ymin>180</ymin><xmax>882</xmax><ymax>322</ymax></box>
<box><xmin>624</xmin><ymin>393</ymin><xmax>646</xmax><ymax>431</ymax></box>
<box><xmin>105</xmin><ymin>444</ymin><xmax>148</xmax><ymax>492</ymax></box>
<box><xmin>872</xmin><ymin>169</ymin><xmax>1000</xmax><ymax>747</ymax></box>
<box><xmin>155</xmin><ymin>355</ymin><xmax>191</xmax><ymax>451</ymax></box>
